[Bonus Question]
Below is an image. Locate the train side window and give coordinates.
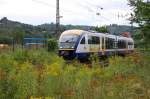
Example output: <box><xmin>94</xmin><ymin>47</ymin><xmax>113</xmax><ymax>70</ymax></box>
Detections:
<box><xmin>118</xmin><ymin>40</ymin><xmax>126</xmax><ymax>49</ymax></box>
<box><xmin>118</xmin><ymin>40</ymin><xmax>120</xmax><ymax>48</ymax></box>
<box><xmin>106</xmin><ymin>37</ymin><xmax>114</xmax><ymax>49</ymax></box>
<box><xmin>80</xmin><ymin>37</ymin><xmax>85</xmax><ymax>44</ymax></box>
<box><xmin>106</xmin><ymin>37</ymin><xmax>109</xmax><ymax>49</ymax></box>
<box><xmin>88</xmin><ymin>36</ymin><xmax>92</xmax><ymax>44</ymax></box>
<box><xmin>102</xmin><ymin>37</ymin><xmax>105</xmax><ymax>49</ymax></box>
<box><xmin>109</xmin><ymin>38</ymin><xmax>114</xmax><ymax>49</ymax></box>
<box><xmin>118</xmin><ymin>40</ymin><xmax>121</xmax><ymax>49</ymax></box>
<box><xmin>128</xmin><ymin>42</ymin><xmax>133</xmax><ymax>45</ymax></box>
<box><xmin>123</xmin><ymin>40</ymin><xmax>126</xmax><ymax>48</ymax></box>
<box><xmin>92</xmin><ymin>36</ymin><xmax>100</xmax><ymax>44</ymax></box>
<box><xmin>88</xmin><ymin>36</ymin><xmax>100</xmax><ymax>44</ymax></box>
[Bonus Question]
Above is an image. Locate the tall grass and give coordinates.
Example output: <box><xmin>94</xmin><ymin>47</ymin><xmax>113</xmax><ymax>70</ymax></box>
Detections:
<box><xmin>0</xmin><ymin>49</ymin><xmax>150</xmax><ymax>99</ymax></box>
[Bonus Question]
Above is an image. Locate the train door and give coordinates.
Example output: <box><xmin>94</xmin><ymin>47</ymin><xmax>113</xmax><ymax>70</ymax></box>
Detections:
<box><xmin>127</xmin><ymin>40</ymin><xmax>134</xmax><ymax>50</ymax></box>
<box><xmin>125</xmin><ymin>40</ymin><xmax>128</xmax><ymax>54</ymax></box>
<box><xmin>113</xmin><ymin>36</ymin><xmax>118</xmax><ymax>55</ymax></box>
<box><xmin>76</xmin><ymin>34</ymin><xmax>89</xmax><ymax>53</ymax></box>
<box><xmin>88</xmin><ymin>35</ymin><xmax>100</xmax><ymax>53</ymax></box>
<box><xmin>101</xmin><ymin>36</ymin><xmax>105</xmax><ymax>55</ymax></box>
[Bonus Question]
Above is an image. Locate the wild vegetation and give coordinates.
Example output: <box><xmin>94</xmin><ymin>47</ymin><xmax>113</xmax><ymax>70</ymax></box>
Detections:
<box><xmin>129</xmin><ymin>0</ymin><xmax>150</xmax><ymax>48</ymax></box>
<box><xmin>0</xmin><ymin>49</ymin><xmax>150</xmax><ymax>99</ymax></box>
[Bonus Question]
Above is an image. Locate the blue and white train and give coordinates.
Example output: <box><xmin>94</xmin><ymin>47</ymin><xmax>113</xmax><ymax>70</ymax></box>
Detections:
<box><xmin>58</xmin><ymin>29</ymin><xmax>134</xmax><ymax>60</ymax></box>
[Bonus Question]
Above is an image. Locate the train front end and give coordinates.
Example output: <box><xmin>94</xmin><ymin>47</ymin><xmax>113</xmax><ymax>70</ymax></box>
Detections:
<box><xmin>58</xmin><ymin>30</ymin><xmax>83</xmax><ymax>60</ymax></box>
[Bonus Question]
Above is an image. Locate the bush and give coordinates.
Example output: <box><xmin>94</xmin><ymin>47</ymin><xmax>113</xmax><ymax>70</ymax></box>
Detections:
<box><xmin>0</xmin><ymin>49</ymin><xmax>150</xmax><ymax>99</ymax></box>
<box><xmin>0</xmin><ymin>36</ymin><xmax>13</xmax><ymax>44</ymax></box>
<box><xmin>47</xmin><ymin>38</ymin><xmax>58</xmax><ymax>52</ymax></box>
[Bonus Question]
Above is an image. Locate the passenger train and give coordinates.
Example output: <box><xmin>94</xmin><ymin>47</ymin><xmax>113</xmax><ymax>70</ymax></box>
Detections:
<box><xmin>58</xmin><ymin>29</ymin><xmax>134</xmax><ymax>60</ymax></box>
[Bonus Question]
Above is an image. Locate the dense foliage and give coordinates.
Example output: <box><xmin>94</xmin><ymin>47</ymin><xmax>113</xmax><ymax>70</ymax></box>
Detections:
<box><xmin>0</xmin><ymin>36</ymin><xmax>13</xmax><ymax>44</ymax></box>
<box><xmin>0</xmin><ymin>49</ymin><xmax>150</xmax><ymax>99</ymax></box>
<box><xmin>47</xmin><ymin>38</ymin><xmax>58</xmax><ymax>52</ymax></box>
<box><xmin>95</xmin><ymin>26</ymin><xmax>109</xmax><ymax>33</ymax></box>
<box><xmin>128</xmin><ymin>0</ymin><xmax>150</xmax><ymax>48</ymax></box>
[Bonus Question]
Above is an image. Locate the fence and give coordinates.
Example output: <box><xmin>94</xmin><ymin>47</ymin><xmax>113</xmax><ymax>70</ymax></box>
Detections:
<box><xmin>23</xmin><ymin>38</ymin><xmax>48</xmax><ymax>49</ymax></box>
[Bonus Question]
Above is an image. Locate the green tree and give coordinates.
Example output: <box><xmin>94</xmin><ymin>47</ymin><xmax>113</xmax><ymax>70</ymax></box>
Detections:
<box><xmin>47</xmin><ymin>38</ymin><xmax>58</xmax><ymax>52</ymax></box>
<box><xmin>128</xmin><ymin>0</ymin><xmax>150</xmax><ymax>48</ymax></box>
<box><xmin>0</xmin><ymin>36</ymin><xmax>12</xmax><ymax>44</ymax></box>
<box><xmin>95</xmin><ymin>26</ymin><xmax>109</xmax><ymax>33</ymax></box>
<box><xmin>13</xmin><ymin>27</ymin><xmax>25</xmax><ymax>44</ymax></box>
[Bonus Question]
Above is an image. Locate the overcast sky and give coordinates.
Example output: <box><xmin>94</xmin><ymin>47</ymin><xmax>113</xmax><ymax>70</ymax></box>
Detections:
<box><xmin>0</xmin><ymin>0</ymin><xmax>133</xmax><ymax>26</ymax></box>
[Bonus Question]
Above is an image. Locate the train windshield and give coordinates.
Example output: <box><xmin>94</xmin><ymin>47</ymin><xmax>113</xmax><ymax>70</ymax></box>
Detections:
<box><xmin>59</xmin><ymin>34</ymin><xmax>79</xmax><ymax>49</ymax></box>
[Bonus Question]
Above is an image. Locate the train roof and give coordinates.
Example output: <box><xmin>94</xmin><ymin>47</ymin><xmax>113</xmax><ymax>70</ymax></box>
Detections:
<box><xmin>61</xmin><ymin>29</ymin><xmax>134</xmax><ymax>42</ymax></box>
<box><xmin>61</xmin><ymin>29</ymin><xmax>84</xmax><ymax>36</ymax></box>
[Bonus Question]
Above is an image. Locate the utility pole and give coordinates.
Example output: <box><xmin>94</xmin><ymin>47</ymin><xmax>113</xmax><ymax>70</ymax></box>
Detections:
<box><xmin>56</xmin><ymin>0</ymin><xmax>60</xmax><ymax>36</ymax></box>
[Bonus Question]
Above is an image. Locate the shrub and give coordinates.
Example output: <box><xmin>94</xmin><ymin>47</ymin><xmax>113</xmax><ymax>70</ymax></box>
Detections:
<box><xmin>0</xmin><ymin>49</ymin><xmax>150</xmax><ymax>99</ymax></box>
<box><xmin>47</xmin><ymin>38</ymin><xmax>58</xmax><ymax>52</ymax></box>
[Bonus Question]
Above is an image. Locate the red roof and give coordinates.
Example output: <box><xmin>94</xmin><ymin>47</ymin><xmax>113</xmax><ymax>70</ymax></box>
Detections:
<box><xmin>122</xmin><ymin>32</ymin><xmax>130</xmax><ymax>37</ymax></box>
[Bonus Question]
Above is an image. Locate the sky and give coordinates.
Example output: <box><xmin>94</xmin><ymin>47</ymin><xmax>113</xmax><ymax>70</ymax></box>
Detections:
<box><xmin>0</xmin><ymin>0</ymin><xmax>133</xmax><ymax>26</ymax></box>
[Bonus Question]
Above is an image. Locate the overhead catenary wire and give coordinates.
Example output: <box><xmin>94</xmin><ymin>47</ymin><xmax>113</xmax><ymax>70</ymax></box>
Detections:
<box><xmin>32</xmin><ymin>0</ymin><xmax>103</xmax><ymax>17</ymax></box>
<box><xmin>75</xmin><ymin>0</ymin><xmax>103</xmax><ymax>9</ymax></box>
<box><xmin>32</xmin><ymin>0</ymin><xmax>55</xmax><ymax>8</ymax></box>
<box><xmin>76</xmin><ymin>0</ymin><xmax>132</xmax><ymax>21</ymax></box>
<box><xmin>73</xmin><ymin>0</ymin><xmax>120</xmax><ymax>20</ymax></box>
<box><xmin>32</xmin><ymin>0</ymin><xmax>131</xmax><ymax>26</ymax></box>
<box><xmin>32</xmin><ymin>0</ymin><xmax>91</xmax><ymax>15</ymax></box>
<box><xmin>74</xmin><ymin>1</ymin><xmax>123</xmax><ymax>25</ymax></box>
<box><xmin>32</xmin><ymin>0</ymin><xmax>97</xmax><ymax>21</ymax></box>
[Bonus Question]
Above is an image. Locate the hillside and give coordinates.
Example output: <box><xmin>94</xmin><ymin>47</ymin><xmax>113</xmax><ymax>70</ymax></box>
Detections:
<box><xmin>0</xmin><ymin>17</ymin><xmax>44</xmax><ymax>37</ymax></box>
<box><xmin>0</xmin><ymin>17</ymin><xmax>135</xmax><ymax>38</ymax></box>
<box><xmin>107</xmin><ymin>24</ymin><xmax>134</xmax><ymax>35</ymax></box>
